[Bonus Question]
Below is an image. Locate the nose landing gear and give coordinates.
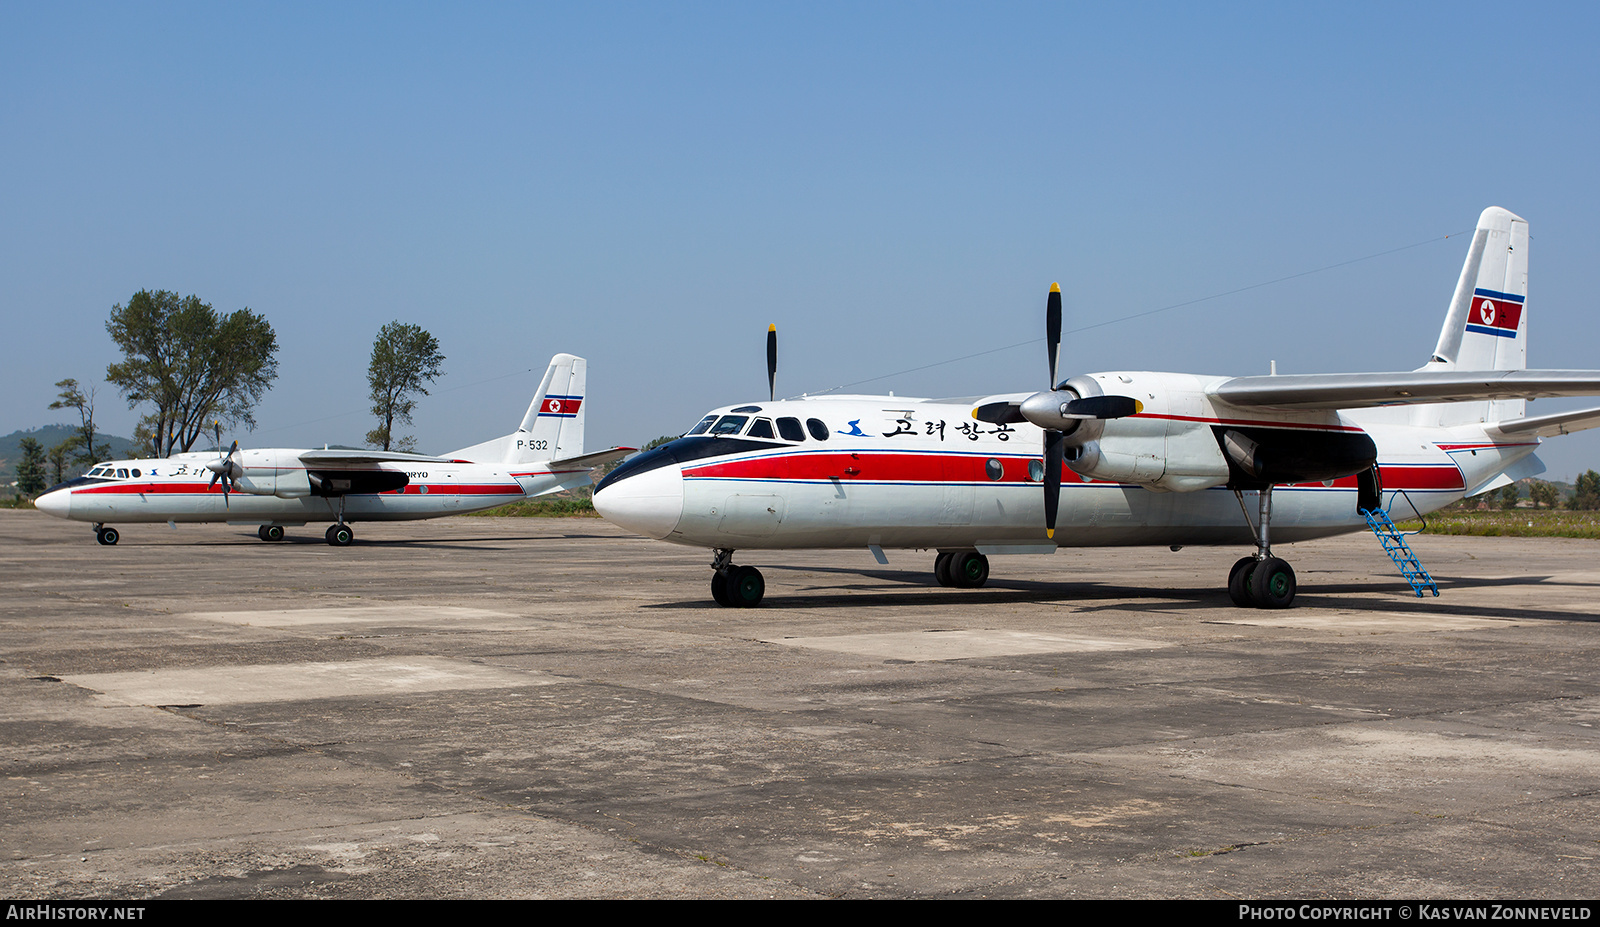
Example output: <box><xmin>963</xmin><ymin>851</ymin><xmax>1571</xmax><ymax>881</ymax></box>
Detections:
<box><xmin>710</xmin><ymin>549</ymin><xmax>764</xmax><ymax>607</ymax></box>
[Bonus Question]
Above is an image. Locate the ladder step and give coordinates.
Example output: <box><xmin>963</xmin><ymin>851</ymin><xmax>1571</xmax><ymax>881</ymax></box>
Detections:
<box><xmin>1360</xmin><ymin>507</ymin><xmax>1440</xmax><ymax>598</ymax></box>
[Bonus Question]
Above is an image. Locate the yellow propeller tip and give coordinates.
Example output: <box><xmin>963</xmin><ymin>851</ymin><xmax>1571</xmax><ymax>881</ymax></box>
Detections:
<box><xmin>1049</xmin><ymin>282</ymin><xmax>1060</xmax><ymax>293</ymax></box>
<box><xmin>1046</xmin><ymin>529</ymin><xmax>1055</xmax><ymax>539</ymax></box>
<box><xmin>1134</xmin><ymin>400</ymin><xmax>1145</xmax><ymax>413</ymax></box>
<box><xmin>768</xmin><ymin>324</ymin><xmax>776</xmax><ymax>332</ymax></box>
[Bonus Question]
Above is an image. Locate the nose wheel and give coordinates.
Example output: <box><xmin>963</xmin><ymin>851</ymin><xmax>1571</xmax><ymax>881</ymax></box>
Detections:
<box><xmin>710</xmin><ymin>549</ymin><xmax>764</xmax><ymax>607</ymax></box>
<box><xmin>934</xmin><ymin>550</ymin><xmax>990</xmax><ymax>588</ymax></box>
<box><xmin>258</xmin><ymin>525</ymin><xmax>286</xmax><ymax>542</ymax></box>
<box><xmin>95</xmin><ymin>524</ymin><xmax>119</xmax><ymax>546</ymax></box>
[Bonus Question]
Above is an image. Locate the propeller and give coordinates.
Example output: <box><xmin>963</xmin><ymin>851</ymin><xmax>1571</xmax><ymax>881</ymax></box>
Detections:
<box><xmin>205</xmin><ymin>423</ymin><xmax>243</xmax><ymax>506</ymax></box>
<box><xmin>987</xmin><ymin>283</ymin><xmax>1144</xmax><ymax>538</ymax></box>
<box><xmin>767</xmin><ymin>324</ymin><xmax>778</xmax><ymax>402</ymax></box>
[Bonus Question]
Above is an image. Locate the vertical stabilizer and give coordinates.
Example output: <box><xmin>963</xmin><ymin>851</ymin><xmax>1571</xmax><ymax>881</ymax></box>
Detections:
<box><xmin>510</xmin><ymin>353</ymin><xmax>586</xmax><ymax>463</ymax></box>
<box><xmin>1418</xmin><ymin>207</ymin><xmax>1529</xmax><ymax>426</ymax></box>
<box><xmin>444</xmin><ymin>354</ymin><xmax>587</xmax><ymax>464</ymax></box>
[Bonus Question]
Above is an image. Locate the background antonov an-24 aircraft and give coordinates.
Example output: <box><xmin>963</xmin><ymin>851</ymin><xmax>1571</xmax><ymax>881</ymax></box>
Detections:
<box><xmin>36</xmin><ymin>354</ymin><xmax>630</xmax><ymax>546</ymax></box>
<box><xmin>594</xmin><ymin>208</ymin><xmax>1600</xmax><ymax>609</ymax></box>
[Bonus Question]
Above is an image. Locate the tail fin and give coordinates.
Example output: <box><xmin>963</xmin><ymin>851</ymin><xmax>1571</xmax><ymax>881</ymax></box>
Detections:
<box><xmin>1416</xmin><ymin>207</ymin><xmax>1529</xmax><ymax>426</ymax></box>
<box><xmin>511</xmin><ymin>353</ymin><xmax>586</xmax><ymax>463</ymax></box>
<box><xmin>445</xmin><ymin>354</ymin><xmax>587</xmax><ymax>464</ymax></box>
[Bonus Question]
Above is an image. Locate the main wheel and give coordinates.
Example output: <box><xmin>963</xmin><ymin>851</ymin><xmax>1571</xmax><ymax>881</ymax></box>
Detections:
<box><xmin>726</xmin><ymin>565</ymin><xmax>765</xmax><ymax>607</ymax></box>
<box><xmin>934</xmin><ymin>552</ymin><xmax>955</xmax><ymax>586</ymax></box>
<box><xmin>325</xmin><ymin>524</ymin><xmax>354</xmax><ymax>547</ymax></box>
<box><xmin>1248</xmin><ymin>557</ymin><xmax>1296</xmax><ymax>609</ymax></box>
<box><xmin>711</xmin><ymin>570</ymin><xmax>732</xmax><ymax>607</ymax></box>
<box><xmin>96</xmin><ymin>526</ymin><xmax>119</xmax><ymax>546</ymax></box>
<box><xmin>949</xmin><ymin>551</ymin><xmax>989</xmax><ymax>588</ymax></box>
<box><xmin>1227</xmin><ymin>556</ymin><xmax>1257</xmax><ymax>607</ymax></box>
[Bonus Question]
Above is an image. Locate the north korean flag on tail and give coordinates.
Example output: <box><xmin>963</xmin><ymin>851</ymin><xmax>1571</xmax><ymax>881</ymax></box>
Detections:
<box><xmin>1465</xmin><ymin>288</ymin><xmax>1524</xmax><ymax>338</ymax></box>
<box><xmin>538</xmin><ymin>395</ymin><xmax>583</xmax><ymax>418</ymax></box>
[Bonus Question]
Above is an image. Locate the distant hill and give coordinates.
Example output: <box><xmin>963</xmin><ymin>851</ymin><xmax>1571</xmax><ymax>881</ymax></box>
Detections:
<box><xmin>0</xmin><ymin>425</ymin><xmax>136</xmax><ymax>484</ymax></box>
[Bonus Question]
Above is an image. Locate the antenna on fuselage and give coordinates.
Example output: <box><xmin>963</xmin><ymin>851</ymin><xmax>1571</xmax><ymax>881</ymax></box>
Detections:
<box><xmin>767</xmin><ymin>324</ymin><xmax>778</xmax><ymax>402</ymax></box>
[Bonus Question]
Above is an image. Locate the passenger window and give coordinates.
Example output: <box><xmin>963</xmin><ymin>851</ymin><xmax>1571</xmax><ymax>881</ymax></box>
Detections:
<box><xmin>131</xmin><ymin>469</ymin><xmax>141</xmax><ymax>478</ymax></box>
<box><xmin>748</xmin><ymin>418</ymin><xmax>775</xmax><ymax>439</ymax></box>
<box><xmin>710</xmin><ymin>415</ymin><xmax>749</xmax><ymax>436</ymax></box>
<box><xmin>806</xmin><ymin>418</ymin><xmax>830</xmax><ymax>441</ymax></box>
<box><xmin>985</xmin><ymin>459</ymin><xmax>1003</xmax><ymax>481</ymax></box>
<box><xmin>687</xmin><ymin>415</ymin><xmax>717</xmax><ymax>436</ymax></box>
<box><xmin>777</xmin><ymin>417</ymin><xmax>805</xmax><ymax>442</ymax></box>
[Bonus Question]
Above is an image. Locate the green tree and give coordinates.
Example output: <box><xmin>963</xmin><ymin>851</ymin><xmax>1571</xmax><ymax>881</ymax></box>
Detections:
<box><xmin>365</xmin><ymin>322</ymin><xmax>445</xmax><ymax>452</ymax></box>
<box><xmin>1571</xmin><ymin>470</ymin><xmax>1600</xmax><ymax>511</ymax></box>
<box><xmin>1529</xmin><ymin>480</ymin><xmax>1560</xmax><ymax>509</ymax></box>
<box><xmin>15</xmin><ymin>437</ymin><xmax>47</xmax><ymax>496</ymax></box>
<box><xmin>49</xmin><ymin>378</ymin><xmax>110</xmax><ymax>467</ymax></box>
<box><xmin>105</xmin><ymin>290</ymin><xmax>279</xmax><ymax>458</ymax></box>
<box><xmin>1496</xmin><ymin>483</ymin><xmax>1521</xmax><ymax>510</ymax></box>
<box><xmin>45</xmin><ymin>440</ymin><xmax>73</xmax><ymax>485</ymax></box>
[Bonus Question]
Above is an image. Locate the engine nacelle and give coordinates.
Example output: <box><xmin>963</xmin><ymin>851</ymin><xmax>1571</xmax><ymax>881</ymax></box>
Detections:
<box><xmin>1063</xmin><ymin>373</ymin><xmax>1232</xmax><ymax>492</ymax></box>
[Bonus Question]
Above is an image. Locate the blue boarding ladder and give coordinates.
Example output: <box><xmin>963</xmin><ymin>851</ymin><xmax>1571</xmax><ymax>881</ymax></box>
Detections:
<box><xmin>1360</xmin><ymin>491</ymin><xmax>1439</xmax><ymax>598</ymax></box>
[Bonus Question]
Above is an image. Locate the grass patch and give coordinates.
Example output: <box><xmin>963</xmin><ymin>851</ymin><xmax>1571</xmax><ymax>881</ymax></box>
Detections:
<box><xmin>468</xmin><ymin>497</ymin><xmax>599</xmax><ymax>517</ymax></box>
<box><xmin>1396</xmin><ymin>509</ymin><xmax>1600</xmax><ymax>539</ymax></box>
<box><xmin>0</xmin><ymin>497</ymin><xmax>35</xmax><ymax>509</ymax></box>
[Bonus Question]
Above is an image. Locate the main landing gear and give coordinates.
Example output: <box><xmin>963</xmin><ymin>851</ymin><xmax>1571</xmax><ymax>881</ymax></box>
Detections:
<box><xmin>325</xmin><ymin>523</ymin><xmax>355</xmax><ymax>547</ymax></box>
<box><xmin>257</xmin><ymin>525</ymin><xmax>286</xmax><ymax>542</ymax></box>
<box><xmin>1229</xmin><ymin>485</ymin><xmax>1296</xmax><ymax>609</ymax></box>
<box><xmin>934</xmin><ymin>550</ymin><xmax>990</xmax><ymax>588</ymax></box>
<box><xmin>710</xmin><ymin>548</ymin><xmax>764</xmax><ymax>607</ymax></box>
<box><xmin>94</xmin><ymin>524</ymin><xmax>119</xmax><ymax>546</ymax></box>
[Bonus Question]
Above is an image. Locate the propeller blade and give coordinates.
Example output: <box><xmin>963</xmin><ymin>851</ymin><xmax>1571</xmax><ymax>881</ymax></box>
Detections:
<box><xmin>1046</xmin><ymin>283</ymin><xmax>1061</xmax><ymax>388</ymax></box>
<box><xmin>973</xmin><ymin>401</ymin><xmax>1027</xmax><ymax>425</ymax></box>
<box><xmin>767</xmin><ymin>324</ymin><xmax>777</xmax><ymax>402</ymax></box>
<box><xmin>1043</xmin><ymin>429</ymin><xmax>1064</xmax><ymax>539</ymax></box>
<box><xmin>1061</xmin><ymin>395</ymin><xmax>1143</xmax><ymax>420</ymax></box>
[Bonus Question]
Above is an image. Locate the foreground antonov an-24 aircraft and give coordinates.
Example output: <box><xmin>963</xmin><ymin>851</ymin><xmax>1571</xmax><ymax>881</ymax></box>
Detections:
<box><xmin>594</xmin><ymin>208</ymin><xmax>1600</xmax><ymax>609</ymax></box>
<box><xmin>36</xmin><ymin>353</ymin><xmax>630</xmax><ymax>546</ymax></box>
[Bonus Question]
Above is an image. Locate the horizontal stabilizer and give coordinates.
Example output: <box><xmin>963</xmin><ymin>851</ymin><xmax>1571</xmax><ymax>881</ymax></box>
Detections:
<box><xmin>546</xmin><ymin>446</ymin><xmax>635</xmax><ymax>471</ymax></box>
<box><xmin>1487</xmin><ymin>404</ymin><xmax>1600</xmax><ymax>438</ymax></box>
<box><xmin>299</xmin><ymin>448</ymin><xmax>463</xmax><ymax>466</ymax></box>
<box><xmin>1212</xmin><ymin>370</ymin><xmax>1600</xmax><ymax>410</ymax></box>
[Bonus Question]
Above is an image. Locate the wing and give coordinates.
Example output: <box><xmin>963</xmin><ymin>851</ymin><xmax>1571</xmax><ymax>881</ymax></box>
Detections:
<box><xmin>1210</xmin><ymin>370</ymin><xmax>1600</xmax><ymax>410</ymax></box>
<box><xmin>298</xmin><ymin>449</ymin><xmax>464</xmax><ymax>465</ymax></box>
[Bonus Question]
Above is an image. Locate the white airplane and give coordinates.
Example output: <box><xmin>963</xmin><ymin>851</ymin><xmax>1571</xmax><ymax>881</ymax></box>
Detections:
<box><xmin>36</xmin><ymin>353</ymin><xmax>631</xmax><ymax>546</ymax></box>
<box><xmin>594</xmin><ymin>207</ymin><xmax>1600</xmax><ymax>608</ymax></box>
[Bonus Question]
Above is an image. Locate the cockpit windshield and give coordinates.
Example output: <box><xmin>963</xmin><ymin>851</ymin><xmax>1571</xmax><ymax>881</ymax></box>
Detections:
<box><xmin>709</xmin><ymin>415</ymin><xmax>749</xmax><ymax>436</ymax></box>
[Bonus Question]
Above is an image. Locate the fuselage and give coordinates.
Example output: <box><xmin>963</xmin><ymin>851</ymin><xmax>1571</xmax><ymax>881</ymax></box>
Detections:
<box><xmin>35</xmin><ymin>448</ymin><xmax>586</xmax><ymax>526</ymax></box>
<box><xmin>593</xmin><ymin>375</ymin><xmax>1538</xmax><ymax>552</ymax></box>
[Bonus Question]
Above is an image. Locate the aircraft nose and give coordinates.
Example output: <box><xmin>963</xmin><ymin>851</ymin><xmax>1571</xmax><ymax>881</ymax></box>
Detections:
<box><xmin>34</xmin><ymin>488</ymin><xmax>70</xmax><ymax>519</ymax></box>
<box><xmin>593</xmin><ymin>461</ymin><xmax>684</xmax><ymax>540</ymax></box>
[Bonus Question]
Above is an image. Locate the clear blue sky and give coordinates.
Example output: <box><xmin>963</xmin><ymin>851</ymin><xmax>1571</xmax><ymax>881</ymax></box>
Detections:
<box><xmin>5</xmin><ymin>3</ymin><xmax>1599</xmax><ymax>479</ymax></box>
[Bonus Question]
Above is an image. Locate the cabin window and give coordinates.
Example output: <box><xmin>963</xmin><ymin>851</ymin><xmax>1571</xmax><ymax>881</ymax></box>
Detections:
<box><xmin>687</xmin><ymin>415</ymin><xmax>717</xmax><ymax>436</ymax></box>
<box><xmin>777</xmin><ymin>417</ymin><xmax>805</xmax><ymax>442</ymax></box>
<box><xmin>131</xmin><ymin>469</ymin><xmax>141</xmax><ymax>478</ymax></box>
<box><xmin>806</xmin><ymin>418</ymin><xmax>830</xmax><ymax>441</ymax></box>
<box><xmin>710</xmin><ymin>415</ymin><xmax>749</xmax><ymax>436</ymax></box>
<box><xmin>1027</xmin><ymin>459</ymin><xmax>1045</xmax><ymax>482</ymax></box>
<box><xmin>985</xmin><ymin>459</ymin><xmax>1003</xmax><ymax>481</ymax></box>
<box><xmin>748</xmin><ymin>418</ymin><xmax>775</xmax><ymax>439</ymax></box>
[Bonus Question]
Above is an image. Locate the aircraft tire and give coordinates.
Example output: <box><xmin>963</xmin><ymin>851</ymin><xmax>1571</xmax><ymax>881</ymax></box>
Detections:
<box><xmin>934</xmin><ymin>552</ymin><xmax>955</xmax><ymax>586</ymax></box>
<box><xmin>1248</xmin><ymin>557</ymin><xmax>1296</xmax><ymax>609</ymax></box>
<box><xmin>727</xmin><ymin>565</ymin><xmax>765</xmax><ymax>607</ymax></box>
<box><xmin>96</xmin><ymin>527</ymin><xmax>119</xmax><ymax>546</ymax></box>
<box><xmin>1227</xmin><ymin>557</ymin><xmax>1257</xmax><ymax>607</ymax></box>
<box><xmin>711</xmin><ymin>570</ymin><xmax>732</xmax><ymax>607</ymax></box>
<box><xmin>325</xmin><ymin>524</ymin><xmax>354</xmax><ymax>547</ymax></box>
<box><xmin>950</xmin><ymin>551</ymin><xmax>989</xmax><ymax>588</ymax></box>
<box><xmin>259</xmin><ymin>525</ymin><xmax>286</xmax><ymax>542</ymax></box>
